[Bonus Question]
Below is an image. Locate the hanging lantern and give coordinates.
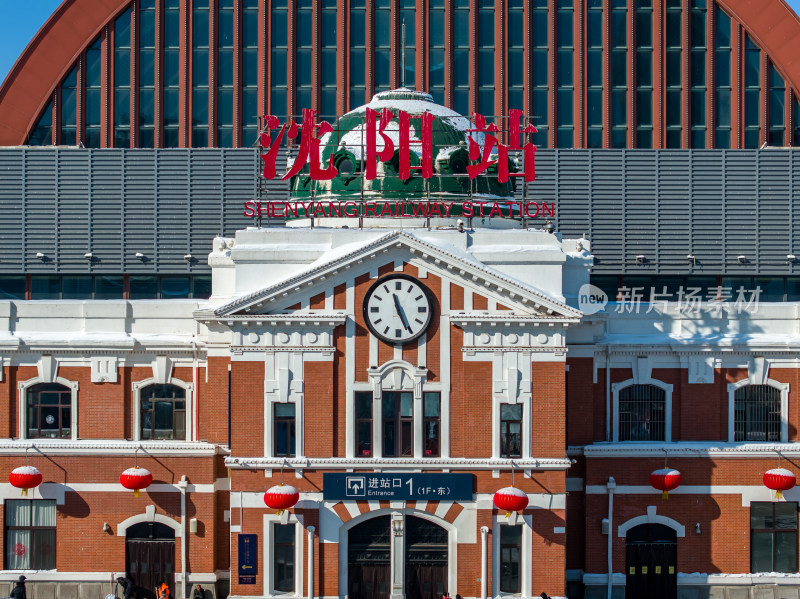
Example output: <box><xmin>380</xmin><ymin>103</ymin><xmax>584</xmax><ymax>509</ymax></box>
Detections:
<box><xmin>493</xmin><ymin>486</ymin><xmax>529</xmax><ymax>518</ymax></box>
<box><xmin>264</xmin><ymin>484</ymin><xmax>299</xmax><ymax>515</ymax></box>
<box><xmin>120</xmin><ymin>467</ymin><xmax>153</xmax><ymax>497</ymax></box>
<box><xmin>764</xmin><ymin>468</ymin><xmax>796</xmax><ymax>500</ymax></box>
<box><xmin>9</xmin><ymin>466</ymin><xmax>43</xmax><ymax>496</ymax></box>
<box><xmin>649</xmin><ymin>468</ymin><xmax>682</xmax><ymax>499</ymax></box>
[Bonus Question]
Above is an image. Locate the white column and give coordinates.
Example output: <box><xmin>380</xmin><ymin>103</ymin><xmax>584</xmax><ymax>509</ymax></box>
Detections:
<box><xmin>307</xmin><ymin>525</ymin><xmax>315</xmax><ymax>599</ymax></box>
<box><xmin>480</xmin><ymin>525</ymin><xmax>489</xmax><ymax>599</ymax></box>
<box><xmin>390</xmin><ymin>513</ymin><xmax>405</xmax><ymax>599</ymax></box>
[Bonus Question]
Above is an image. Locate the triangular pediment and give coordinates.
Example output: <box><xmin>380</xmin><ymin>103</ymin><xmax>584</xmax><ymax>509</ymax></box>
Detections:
<box><xmin>195</xmin><ymin>231</ymin><xmax>582</xmax><ymax>322</ymax></box>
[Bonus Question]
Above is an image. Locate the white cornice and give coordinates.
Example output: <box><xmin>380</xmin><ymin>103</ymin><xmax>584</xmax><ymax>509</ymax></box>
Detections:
<box><xmin>0</xmin><ymin>440</ymin><xmax>227</xmax><ymax>456</ymax></box>
<box><xmin>580</xmin><ymin>442</ymin><xmax>800</xmax><ymax>458</ymax></box>
<box><xmin>225</xmin><ymin>456</ymin><xmax>572</xmax><ymax>470</ymax></box>
<box><xmin>205</xmin><ymin>231</ymin><xmax>583</xmax><ymax>320</ymax></box>
<box><xmin>197</xmin><ymin>312</ymin><xmax>348</xmax><ymax>325</ymax></box>
<box><xmin>452</xmin><ymin>313</ymin><xmax>575</xmax><ymax>325</ymax></box>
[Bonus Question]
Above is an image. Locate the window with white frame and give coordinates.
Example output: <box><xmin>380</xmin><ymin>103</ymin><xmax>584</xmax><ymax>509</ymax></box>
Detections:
<box><xmin>272</xmin><ymin>523</ymin><xmax>296</xmax><ymax>593</ymax></box>
<box><xmin>133</xmin><ymin>378</ymin><xmax>193</xmax><ymax>442</ymax></box>
<box><xmin>499</xmin><ymin>524</ymin><xmax>522</xmax><ymax>593</ymax></box>
<box><xmin>26</xmin><ymin>383</ymin><xmax>71</xmax><ymax>439</ymax></box>
<box><xmin>618</xmin><ymin>384</ymin><xmax>666</xmax><ymax>441</ymax></box>
<box><xmin>274</xmin><ymin>403</ymin><xmax>296</xmax><ymax>457</ymax></box>
<box><xmin>356</xmin><ymin>391</ymin><xmax>441</xmax><ymax>458</ymax></box>
<box><xmin>5</xmin><ymin>499</ymin><xmax>56</xmax><ymax>570</ymax></box>
<box><xmin>735</xmin><ymin>385</ymin><xmax>781</xmax><ymax>442</ymax></box>
<box><xmin>500</xmin><ymin>404</ymin><xmax>523</xmax><ymax>458</ymax></box>
<box><xmin>140</xmin><ymin>384</ymin><xmax>186</xmax><ymax>440</ymax></box>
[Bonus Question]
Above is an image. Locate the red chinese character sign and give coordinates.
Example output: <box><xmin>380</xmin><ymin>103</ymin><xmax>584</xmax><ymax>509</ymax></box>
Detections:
<box><xmin>258</xmin><ymin>108</ymin><xmax>537</xmax><ymax>183</ymax></box>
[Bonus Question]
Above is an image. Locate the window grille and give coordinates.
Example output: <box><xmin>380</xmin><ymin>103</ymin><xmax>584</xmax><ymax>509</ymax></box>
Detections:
<box><xmin>618</xmin><ymin>384</ymin><xmax>665</xmax><ymax>441</ymax></box>
<box><xmin>734</xmin><ymin>385</ymin><xmax>781</xmax><ymax>442</ymax></box>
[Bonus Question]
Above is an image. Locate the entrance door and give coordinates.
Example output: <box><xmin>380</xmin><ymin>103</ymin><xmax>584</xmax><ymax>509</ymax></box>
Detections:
<box><xmin>348</xmin><ymin>515</ymin><xmax>391</xmax><ymax>599</ymax></box>
<box><xmin>625</xmin><ymin>523</ymin><xmax>677</xmax><ymax>599</ymax></box>
<box><xmin>405</xmin><ymin>517</ymin><xmax>448</xmax><ymax>599</ymax></box>
<box><xmin>126</xmin><ymin>522</ymin><xmax>176</xmax><ymax>599</ymax></box>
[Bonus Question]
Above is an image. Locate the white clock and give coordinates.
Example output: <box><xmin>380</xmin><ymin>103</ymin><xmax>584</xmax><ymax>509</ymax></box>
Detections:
<box><xmin>363</xmin><ymin>274</ymin><xmax>433</xmax><ymax>344</ymax></box>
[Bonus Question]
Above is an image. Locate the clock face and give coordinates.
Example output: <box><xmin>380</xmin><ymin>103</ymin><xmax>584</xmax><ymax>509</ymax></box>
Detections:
<box><xmin>363</xmin><ymin>274</ymin><xmax>433</xmax><ymax>344</ymax></box>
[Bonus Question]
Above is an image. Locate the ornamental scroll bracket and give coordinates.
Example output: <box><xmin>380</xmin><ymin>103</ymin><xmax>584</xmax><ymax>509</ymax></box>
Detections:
<box><xmin>368</xmin><ymin>359</ymin><xmax>428</xmax><ymax>401</ymax></box>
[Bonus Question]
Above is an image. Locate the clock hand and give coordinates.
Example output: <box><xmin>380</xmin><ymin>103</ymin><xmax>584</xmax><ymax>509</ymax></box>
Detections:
<box><xmin>393</xmin><ymin>294</ymin><xmax>412</xmax><ymax>331</ymax></box>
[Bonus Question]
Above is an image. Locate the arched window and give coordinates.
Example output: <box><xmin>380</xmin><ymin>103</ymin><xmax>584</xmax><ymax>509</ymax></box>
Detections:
<box><xmin>140</xmin><ymin>384</ymin><xmax>186</xmax><ymax>440</ymax></box>
<box><xmin>27</xmin><ymin>383</ymin><xmax>72</xmax><ymax>439</ymax></box>
<box><xmin>734</xmin><ymin>385</ymin><xmax>781</xmax><ymax>442</ymax></box>
<box><xmin>618</xmin><ymin>384</ymin><xmax>666</xmax><ymax>441</ymax></box>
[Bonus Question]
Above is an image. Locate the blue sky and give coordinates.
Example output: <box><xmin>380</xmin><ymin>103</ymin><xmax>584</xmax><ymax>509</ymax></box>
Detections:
<box><xmin>1</xmin><ymin>0</ymin><xmax>800</xmax><ymax>86</ymax></box>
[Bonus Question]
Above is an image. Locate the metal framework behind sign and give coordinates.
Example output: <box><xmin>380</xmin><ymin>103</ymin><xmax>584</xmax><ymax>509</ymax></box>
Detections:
<box><xmin>0</xmin><ymin>148</ymin><xmax>797</xmax><ymax>275</ymax></box>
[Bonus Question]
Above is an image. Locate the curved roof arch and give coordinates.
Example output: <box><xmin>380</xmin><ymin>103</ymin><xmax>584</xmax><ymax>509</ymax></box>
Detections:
<box><xmin>0</xmin><ymin>0</ymin><xmax>128</xmax><ymax>145</ymax></box>
<box><xmin>2</xmin><ymin>0</ymin><xmax>800</xmax><ymax>147</ymax></box>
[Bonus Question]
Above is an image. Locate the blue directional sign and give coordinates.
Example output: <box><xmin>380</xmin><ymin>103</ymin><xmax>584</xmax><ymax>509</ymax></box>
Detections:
<box><xmin>238</xmin><ymin>533</ymin><xmax>257</xmax><ymax>584</ymax></box>
<box><xmin>323</xmin><ymin>472</ymin><xmax>473</xmax><ymax>501</ymax></box>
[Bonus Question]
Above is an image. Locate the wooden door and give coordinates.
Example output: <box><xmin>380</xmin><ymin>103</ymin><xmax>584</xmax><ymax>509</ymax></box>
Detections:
<box><xmin>625</xmin><ymin>524</ymin><xmax>677</xmax><ymax>599</ymax></box>
<box><xmin>126</xmin><ymin>523</ymin><xmax>176</xmax><ymax>599</ymax></box>
<box><xmin>405</xmin><ymin>516</ymin><xmax>448</xmax><ymax>599</ymax></box>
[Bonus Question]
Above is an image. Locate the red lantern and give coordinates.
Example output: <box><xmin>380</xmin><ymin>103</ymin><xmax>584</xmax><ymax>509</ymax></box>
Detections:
<box><xmin>764</xmin><ymin>468</ymin><xmax>796</xmax><ymax>500</ymax></box>
<box><xmin>650</xmin><ymin>468</ymin><xmax>682</xmax><ymax>499</ymax></box>
<box><xmin>264</xmin><ymin>484</ymin><xmax>299</xmax><ymax>514</ymax></box>
<box><xmin>493</xmin><ymin>486</ymin><xmax>529</xmax><ymax>517</ymax></box>
<box><xmin>120</xmin><ymin>467</ymin><xmax>153</xmax><ymax>497</ymax></box>
<box><xmin>9</xmin><ymin>466</ymin><xmax>43</xmax><ymax>496</ymax></box>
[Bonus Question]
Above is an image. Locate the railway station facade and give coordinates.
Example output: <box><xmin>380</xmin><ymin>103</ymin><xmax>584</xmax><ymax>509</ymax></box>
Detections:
<box><xmin>2</xmin><ymin>1</ymin><xmax>800</xmax><ymax>599</ymax></box>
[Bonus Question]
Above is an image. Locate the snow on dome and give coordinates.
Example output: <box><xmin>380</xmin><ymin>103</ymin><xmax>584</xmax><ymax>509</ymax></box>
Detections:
<box><xmin>11</xmin><ymin>466</ymin><xmax>41</xmax><ymax>475</ymax></box>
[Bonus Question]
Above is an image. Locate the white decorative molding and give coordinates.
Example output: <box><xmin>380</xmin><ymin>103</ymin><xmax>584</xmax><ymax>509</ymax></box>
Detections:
<box><xmin>617</xmin><ymin>505</ymin><xmax>685</xmax><ymax>537</ymax></box>
<box><xmin>226</xmin><ymin>456</ymin><xmax>571</xmax><ymax>470</ymax></box>
<box><xmin>37</xmin><ymin>355</ymin><xmax>58</xmax><ymax>383</ymax></box>
<box><xmin>152</xmin><ymin>355</ymin><xmax>174</xmax><ymax>384</ymax></box>
<box><xmin>91</xmin><ymin>356</ymin><xmax>118</xmax><ymax>383</ymax></box>
<box><xmin>611</xmin><ymin>377</ymin><xmax>673</xmax><ymax>442</ymax></box>
<box><xmin>117</xmin><ymin>505</ymin><xmax>183</xmax><ymax>537</ymax></box>
<box><xmin>748</xmin><ymin>356</ymin><xmax>769</xmax><ymax>385</ymax></box>
<box><xmin>726</xmin><ymin>377</ymin><xmax>789</xmax><ymax>442</ymax></box>
<box><xmin>582</xmin><ymin>441</ymin><xmax>800</xmax><ymax>458</ymax></box>
<box><xmin>0</xmin><ymin>439</ymin><xmax>222</xmax><ymax>456</ymax></box>
<box><xmin>367</xmin><ymin>359</ymin><xmax>427</xmax><ymax>401</ymax></box>
<box><xmin>686</xmin><ymin>354</ymin><xmax>715</xmax><ymax>384</ymax></box>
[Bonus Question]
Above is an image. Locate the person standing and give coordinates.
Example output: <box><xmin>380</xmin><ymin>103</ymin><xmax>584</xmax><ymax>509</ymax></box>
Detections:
<box><xmin>156</xmin><ymin>582</ymin><xmax>171</xmax><ymax>599</ymax></box>
<box><xmin>10</xmin><ymin>576</ymin><xmax>26</xmax><ymax>599</ymax></box>
<box><xmin>116</xmin><ymin>576</ymin><xmax>134</xmax><ymax>599</ymax></box>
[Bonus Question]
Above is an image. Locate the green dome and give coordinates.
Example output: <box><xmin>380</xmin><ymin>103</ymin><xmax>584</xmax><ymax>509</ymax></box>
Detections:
<box><xmin>289</xmin><ymin>89</ymin><xmax>517</xmax><ymax>204</ymax></box>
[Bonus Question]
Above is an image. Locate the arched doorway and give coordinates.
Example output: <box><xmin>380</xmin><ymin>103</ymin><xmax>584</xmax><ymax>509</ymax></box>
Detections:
<box><xmin>348</xmin><ymin>515</ymin><xmax>391</xmax><ymax>599</ymax></box>
<box><xmin>405</xmin><ymin>516</ymin><xmax>448</xmax><ymax>599</ymax></box>
<box><xmin>625</xmin><ymin>523</ymin><xmax>677</xmax><ymax>599</ymax></box>
<box><xmin>347</xmin><ymin>514</ymin><xmax>450</xmax><ymax>599</ymax></box>
<box><xmin>126</xmin><ymin>522</ymin><xmax>176</xmax><ymax>599</ymax></box>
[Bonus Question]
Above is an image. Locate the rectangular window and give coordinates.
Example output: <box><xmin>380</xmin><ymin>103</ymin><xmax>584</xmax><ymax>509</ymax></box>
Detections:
<box><xmin>140</xmin><ymin>384</ymin><xmax>186</xmax><ymax>440</ymax></box>
<box><xmin>355</xmin><ymin>392</ymin><xmax>373</xmax><ymax>456</ymax></box>
<box><xmin>423</xmin><ymin>392</ymin><xmax>440</xmax><ymax>457</ymax></box>
<box><xmin>274</xmin><ymin>403</ymin><xmax>296</xmax><ymax>457</ymax></box>
<box><xmin>500</xmin><ymin>404</ymin><xmax>523</xmax><ymax>458</ymax></box>
<box><xmin>499</xmin><ymin>525</ymin><xmax>522</xmax><ymax>593</ymax></box>
<box><xmin>273</xmin><ymin>523</ymin><xmax>296</xmax><ymax>592</ymax></box>
<box><xmin>5</xmin><ymin>500</ymin><xmax>57</xmax><ymax>570</ymax></box>
<box><xmin>734</xmin><ymin>385</ymin><xmax>781</xmax><ymax>442</ymax></box>
<box><xmin>383</xmin><ymin>391</ymin><xmax>413</xmax><ymax>457</ymax></box>
<box><xmin>751</xmin><ymin>502</ymin><xmax>798</xmax><ymax>573</ymax></box>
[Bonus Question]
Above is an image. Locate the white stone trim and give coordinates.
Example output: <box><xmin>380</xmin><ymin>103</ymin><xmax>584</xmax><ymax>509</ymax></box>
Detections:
<box><xmin>726</xmin><ymin>377</ymin><xmax>790</xmax><ymax>443</ymax></box>
<box><xmin>582</xmin><ymin>441</ymin><xmax>800</xmax><ymax>457</ymax></box>
<box><xmin>0</xmin><ymin>440</ymin><xmax>221</xmax><ymax>455</ymax></box>
<box><xmin>492</xmin><ymin>513</ymin><xmax>532</xmax><ymax>598</ymax></box>
<box><xmin>582</xmin><ymin>572</ymin><xmax>800</xmax><ymax>586</ymax></box>
<box><xmin>611</xmin><ymin>378</ymin><xmax>673</xmax><ymax>443</ymax></box>
<box><xmin>226</xmin><ymin>456</ymin><xmax>571</xmax><ymax>470</ymax></box>
<box><xmin>18</xmin><ymin>376</ymin><xmax>79</xmax><ymax>441</ymax></box>
<box><xmin>617</xmin><ymin>505</ymin><xmax>685</xmax><ymax>537</ymax></box>
<box><xmin>132</xmin><ymin>377</ymin><xmax>196</xmax><ymax>442</ymax></box>
<box><xmin>117</xmin><ymin>505</ymin><xmax>183</xmax><ymax>537</ymax></box>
